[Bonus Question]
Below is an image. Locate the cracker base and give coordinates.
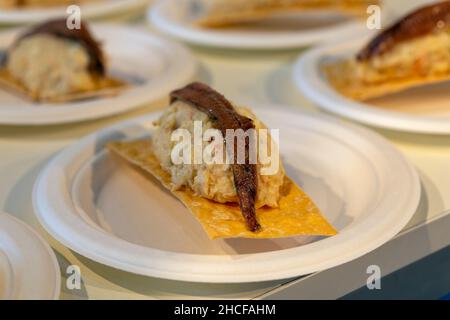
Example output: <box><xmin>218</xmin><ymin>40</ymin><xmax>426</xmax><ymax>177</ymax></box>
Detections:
<box><xmin>197</xmin><ymin>2</ymin><xmax>372</xmax><ymax>28</ymax></box>
<box><xmin>107</xmin><ymin>139</ymin><xmax>337</xmax><ymax>240</ymax></box>
<box><xmin>0</xmin><ymin>68</ymin><xmax>125</xmax><ymax>103</ymax></box>
<box><xmin>324</xmin><ymin>60</ymin><xmax>450</xmax><ymax>101</ymax></box>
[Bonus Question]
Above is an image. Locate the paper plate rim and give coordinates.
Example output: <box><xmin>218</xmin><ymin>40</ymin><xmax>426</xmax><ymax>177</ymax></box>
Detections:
<box><xmin>33</xmin><ymin>106</ymin><xmax>420</xmax><ymax>283</ymax></box>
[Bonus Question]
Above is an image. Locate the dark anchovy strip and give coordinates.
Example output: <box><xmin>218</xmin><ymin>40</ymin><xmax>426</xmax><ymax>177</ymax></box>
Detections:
<box><xmin>358</xmin><ymin>1</ymin><xmax>450</xmax><ymax>61</ymax></box>
<box><xmin>10</xmin><ymin>19</ymin><xmax>105</xmax><ymax>75</ymax></box>
<box><xmin>170</xmin><ymin>82</ymin><xmax>261</xmax><ymax>232</ymax></box>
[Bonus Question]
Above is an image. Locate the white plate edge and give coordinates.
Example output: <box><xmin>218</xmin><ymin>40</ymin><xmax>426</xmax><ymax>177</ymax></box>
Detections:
<box><xmin>32</xmin><ymin>107</ymin><xmax>421</xmax><ymax>283</ymax></box>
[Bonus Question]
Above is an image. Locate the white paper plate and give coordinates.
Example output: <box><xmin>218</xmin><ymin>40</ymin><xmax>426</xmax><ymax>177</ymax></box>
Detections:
<box><xmin>293</xmin><ymin>36</ymin><xmax>450</xmax><ymax>134</ymax></box>
<box><xmin>149</xmin><ymin>0</ymin><xmax>372</xmax><ymax>49</ymax></box>
<box><xmin>33</xmin><ymin>106</ymin><xmax>420</xmax><ymax>283</ymax></box>
<box><xmin>0</xmin><ymin>213</ymin><xmax>60</xmax><ymax>300</ymax></box>
<box><xmin>0</xmin><ymin>24</ymin><xmax>196</xmax><ymax>125</ymax></box>
<box><xmin>0</xmin><ymin>0</ymin><xmax>150</xmax><ymax>25</ymax></box>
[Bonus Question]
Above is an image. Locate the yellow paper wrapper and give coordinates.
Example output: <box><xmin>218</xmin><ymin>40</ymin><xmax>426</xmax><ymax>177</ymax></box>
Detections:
<box><xmin>324</xmin><ymin>60</ymin><xmax>450</xmax><ymax>101</ymax></box>
<box><xmin>107</xmin><ymin>140</ymin><xmax>337</xmax><ymax>240</ymax></box>
<box><xmin>0</xmin><ymin>68</ymin><xmax>125</xmax><ymax>103</ymax></box>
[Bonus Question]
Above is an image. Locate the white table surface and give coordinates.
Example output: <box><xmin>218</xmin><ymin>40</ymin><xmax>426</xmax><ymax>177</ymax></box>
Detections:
<box><xmin>0</xmin><ymin>5</ymin><xmax>450</xmax><ymax>300</ymax></box>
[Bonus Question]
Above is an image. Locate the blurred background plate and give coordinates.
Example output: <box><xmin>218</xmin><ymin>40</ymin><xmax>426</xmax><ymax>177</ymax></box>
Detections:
<box><xmin>0</xmin><ymin>213</ymin><xmax>60</xmax><ymax>300</ymax></box>
<box><xmin>149</xmin><ymin>0</ymin><xmax>374</xmax><ymax>49</ymax></box>
<box><xmin>0</xmin><ymin>24</ymin><xmax>196</xmax><ymax>125</ymax></box>
<box><xmin>0</xmin><ymin>0</ymin><xmax>151</xmax><ymax>25</ymax></box>
<box><xmin>33</xmin><ymin>106</ymin><xmax>420</xmax><ymax>283</ymax></box>
<box><xmin>293</xmin><ymin>36</ymin><xmax>450</xmax><ymax>134</ymax></box>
